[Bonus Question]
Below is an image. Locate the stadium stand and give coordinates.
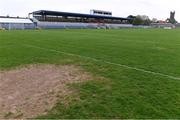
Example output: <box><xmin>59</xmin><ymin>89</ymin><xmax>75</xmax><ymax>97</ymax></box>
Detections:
<box><xmin>0</xmin><ymin>17</ymin><xmax>35</xmax><ymax>30</ymax></box>
<box><xmin>29</xmin><ymin>10</ymin><xmax>133</xmax><ymax>29</ymax></box>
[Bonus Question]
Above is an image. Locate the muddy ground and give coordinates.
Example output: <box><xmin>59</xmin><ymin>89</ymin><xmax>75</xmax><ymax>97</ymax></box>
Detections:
<box><xmin>0</xmin><ymin>64</ymin><xmax>92</xmax><ymax>118</ymax></box>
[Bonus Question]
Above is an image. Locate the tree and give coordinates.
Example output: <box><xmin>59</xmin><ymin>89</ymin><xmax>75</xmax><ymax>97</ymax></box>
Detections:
<box><xmin>132</xmin><ymin>15</ymin><xmax>151</xmax><ymax>25</ymax></box>
<box><xmin>132</xmin><ymin>15</ymin><xmax>143</xmax><ymax>25</ymax></box>
<box><xmin>127</xmin><ymin>15</ymin><xmax>136</xmax><ymax>24</ymax></box>
<box><xmin>152</xmin><ymin>18</ymin><xmax>158</xmax><ymax>23</ymax></box>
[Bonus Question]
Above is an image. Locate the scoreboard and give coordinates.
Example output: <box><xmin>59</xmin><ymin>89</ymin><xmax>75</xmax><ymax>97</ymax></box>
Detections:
<box><xmin>90</xmin><ymin>10</ymin><xmax>112</xmax><ymax>16</ymax></box>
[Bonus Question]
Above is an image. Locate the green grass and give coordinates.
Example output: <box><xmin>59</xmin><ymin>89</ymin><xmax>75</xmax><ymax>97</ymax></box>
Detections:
<box><xmin>0</xmin><ymin>29</ymin><xmax>180</xmax><ymax>119</ymax></box>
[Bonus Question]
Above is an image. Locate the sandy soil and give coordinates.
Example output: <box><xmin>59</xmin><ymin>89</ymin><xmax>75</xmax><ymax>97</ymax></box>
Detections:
<box><xmin>0</xmin><ymin>64</ymin><xmax>92</xmax><ymax>118</ymax></box>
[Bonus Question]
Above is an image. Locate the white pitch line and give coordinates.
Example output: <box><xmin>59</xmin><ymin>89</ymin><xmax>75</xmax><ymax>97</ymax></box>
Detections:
<box><xmin>22</xmin><ymin>44</ymin><xmax>180</xmax><ymax>80</ymax></box>
<box><xmin>0</xmin><ymin>44</ymin><xmax>15</xmax><ymax>48</ymax></box>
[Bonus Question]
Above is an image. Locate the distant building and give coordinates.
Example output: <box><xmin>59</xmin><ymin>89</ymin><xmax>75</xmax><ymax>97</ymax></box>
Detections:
<box><xmin>150</xmin><ymin>11</ymin><xmax>178</xmax><ymax>28</ymax></box>
<box><xmin>167</xmin><ymin>11</ymin><xmax>177</xmax><ymax>24</ymax></box>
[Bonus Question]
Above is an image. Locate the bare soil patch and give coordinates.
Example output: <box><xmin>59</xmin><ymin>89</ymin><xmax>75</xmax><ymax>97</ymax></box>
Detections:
<box><xmin>0</xmin><ymin>64</ymin><xmax>92</xmax><ymax>118</ymax></box>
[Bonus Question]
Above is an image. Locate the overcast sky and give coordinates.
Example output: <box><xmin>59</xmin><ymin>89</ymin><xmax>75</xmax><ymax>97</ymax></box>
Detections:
<box><xmin>0</xmin><ymin>0</ymin><xmax>179</xmax><ymax>21</ymax></box>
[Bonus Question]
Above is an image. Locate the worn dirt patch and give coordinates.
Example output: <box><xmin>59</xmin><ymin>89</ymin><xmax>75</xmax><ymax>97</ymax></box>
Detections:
<box><xmin>0</xmin><ymin>64</ymin><xmax>92</xmax><ymax>118</ymax></box>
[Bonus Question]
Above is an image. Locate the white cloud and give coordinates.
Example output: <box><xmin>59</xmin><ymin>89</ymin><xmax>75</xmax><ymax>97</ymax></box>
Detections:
<box><xmin>0</xmin><ymin>0</ymin><xmax>179</xmax><ymax>21</ymax></box>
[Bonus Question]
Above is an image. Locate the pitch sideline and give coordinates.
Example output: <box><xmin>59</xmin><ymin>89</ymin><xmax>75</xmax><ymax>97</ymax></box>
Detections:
<box><xmin>22</xmin><ymin>44</ymin><xmax>180</xmax><ymax>80</ymax></box>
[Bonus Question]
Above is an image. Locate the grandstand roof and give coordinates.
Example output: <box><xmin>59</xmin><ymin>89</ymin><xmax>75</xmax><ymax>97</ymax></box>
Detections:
<box><xmin>31</xmin><ymin>10</ymin><xmax>132</xmax><ymax>20</ymax></box>
<box><xmin>0</xmin><ymin>17</ymin><xmax>33</xmax><ymax>24</ymax></box>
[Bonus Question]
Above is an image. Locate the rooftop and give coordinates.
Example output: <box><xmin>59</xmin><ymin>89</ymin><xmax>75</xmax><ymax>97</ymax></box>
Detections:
<box><xmin>0</xmin><ymin>17</ymin><xmax>33</xmax><ymax>23</ymax></box>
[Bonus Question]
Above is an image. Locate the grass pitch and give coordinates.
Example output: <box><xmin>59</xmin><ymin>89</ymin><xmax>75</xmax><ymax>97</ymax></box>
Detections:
<box><xmin>0</xmin><ymin>29</ymin><xmax>180</xmax><ymax>118</ymax></box>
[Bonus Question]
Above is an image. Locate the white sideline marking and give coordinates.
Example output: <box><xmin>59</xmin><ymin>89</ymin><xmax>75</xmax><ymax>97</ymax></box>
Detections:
<box><xmin>0</xmin><ymin>44</ymin><xmax>15</xmax><ymax>48</ymax></box>
<box><xmin>23</xmin><ymin>44</ymin><xmax>180</xmax><ymax>80</ymax></box>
